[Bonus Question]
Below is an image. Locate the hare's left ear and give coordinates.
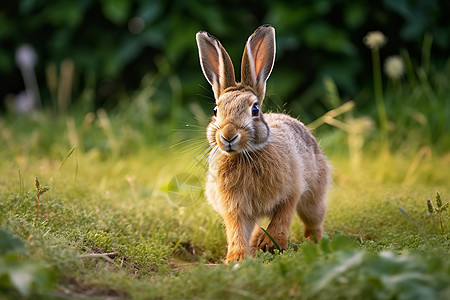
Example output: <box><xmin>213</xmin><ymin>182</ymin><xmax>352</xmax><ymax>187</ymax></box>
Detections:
<box><xmin>241</xmin><ymin>25</ymin><xmax>275</xmax><ymax>102</ymax></box>
<box><xmin>196</xmin><ymin>31</ymin><xmax>236</xmax><ymax>100</ymax></box>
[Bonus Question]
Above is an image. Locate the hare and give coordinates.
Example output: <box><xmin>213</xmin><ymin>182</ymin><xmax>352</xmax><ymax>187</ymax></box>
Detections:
<box><xmin>196</xmin><ymin>25</ymin><xmax>331</xmax><ymax>262</ymax></box>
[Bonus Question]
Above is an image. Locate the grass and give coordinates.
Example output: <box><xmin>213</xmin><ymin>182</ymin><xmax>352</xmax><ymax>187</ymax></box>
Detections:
<box><xmin>0</xmin><ymin>109</ymin><xmax>449</xmax><ymax>299</ymax></box>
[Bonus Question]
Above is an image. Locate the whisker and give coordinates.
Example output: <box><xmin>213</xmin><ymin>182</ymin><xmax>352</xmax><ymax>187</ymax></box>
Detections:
<box><xmin>172</xmin><ymin>141</ymin><xmax>207</xmax><ymax>158</ymax></box>
<box><xmin>243</xmin><ymin>149</ymin><xmax>251</xmax><ymax>166</ymax></box>
<box><xmin>210</xmin><ymin>145</ymin><xmax>220</xmax><ymax>160</ymax></box>
<box><xmin>246</xmin><ymin>148</ymin><xmax>257</xmax><ymax>170</ymax></box>
<box><xmin>171</xmin><ymin>138</ymin><xmax>205</xmax><ymax>148</ymax></box>
<box><xmin>197</xmin><ymin>84</ymin><xmax>215</xmax><ymax>100</ymax></box>
<box><xmin>183</xmin><ymin>142</ymin><xmax>214</xmax><ymax>175</ymax></box>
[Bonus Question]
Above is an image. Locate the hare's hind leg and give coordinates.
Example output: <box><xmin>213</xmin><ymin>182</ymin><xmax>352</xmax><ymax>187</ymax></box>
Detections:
<box><xmin>298</xmin><ymin>156</ymin><xmax>330</xmax><ymax>242</ymax></box>
<box><xmin>297</xmin><ymin>185</ymin><xmax>327</xmax><ymax>242</ymax></box>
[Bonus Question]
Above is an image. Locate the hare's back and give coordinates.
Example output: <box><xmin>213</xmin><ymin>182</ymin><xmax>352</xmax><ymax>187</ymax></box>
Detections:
<box><xmin>264</xmin><ymin>113</ymin><xmax>329</xmax><ymax>192</ymax></box>
<box><xmin>264</xmin><ymin>113</ymin><xmax>321</xmax><ymax>154</ymax></box>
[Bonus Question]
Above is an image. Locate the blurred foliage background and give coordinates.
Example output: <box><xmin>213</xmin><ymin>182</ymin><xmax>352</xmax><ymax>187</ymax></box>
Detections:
<box><xmin>1</xmin><ymin>0</ymin><xmax>449</xmax><ymax>142</ymax></box>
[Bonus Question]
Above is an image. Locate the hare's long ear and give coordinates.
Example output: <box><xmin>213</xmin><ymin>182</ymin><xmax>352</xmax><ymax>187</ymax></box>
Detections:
<box><xmin>196</xmin><ymin>31</ymin><xmax>236</xmax><ymax>100</ymax></box>
<box><xmin>241</xmin><ymin>25</ymin><xmax>275</xmax><ymax>102</ymax></box>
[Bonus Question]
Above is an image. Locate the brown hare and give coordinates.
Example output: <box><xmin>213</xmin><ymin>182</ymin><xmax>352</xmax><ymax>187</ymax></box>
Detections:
<box><xmin>196</xmin><ymin>25</ymin><xmax>331</xmax><ymax>262</ymax></box>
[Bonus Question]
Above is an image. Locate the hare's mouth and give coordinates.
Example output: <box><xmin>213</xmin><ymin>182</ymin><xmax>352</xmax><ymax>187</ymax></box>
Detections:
<box><xmin>224</xmin><ymin>147</ymin><xmax>238</xmax><ymax>154</ymax></box>
<box><xmin>219</xmin><ymin>143</ymin><xmax>240</xmax><ymax>155</ymax></box>
<box><xmin>217</xmin><ymin>132</ymin><xmax>242</xmax><ymax>154</ymax></box>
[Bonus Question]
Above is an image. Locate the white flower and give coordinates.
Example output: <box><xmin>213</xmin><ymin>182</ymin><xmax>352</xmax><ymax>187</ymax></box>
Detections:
<box><xmin>384</xmin><ymin>56</ymin><xmax>404</xmax><ymax>80</ymax></box>
<box><xmin>15</xmin><ymin>44</ymin><xmax>37</xmax><ymax>69</ymax></box>
<box><xmin>363</xmin><ymin>31</ymin><xmax>387</xmax><ymax>50</ymax></box>
<box><xmin>128</xmin><ymin>17</ymin><xmax>145</xmax><ymax>35</ymax></box>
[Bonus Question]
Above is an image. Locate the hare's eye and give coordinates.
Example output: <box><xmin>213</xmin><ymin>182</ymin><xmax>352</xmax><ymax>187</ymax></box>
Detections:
<box><xmin>251</xmin><ymin>103</ymin><xmax>259</xmax><ymax>117</ymax></box>
<box><xmin>213</xmin><ymin>106</ymin><xmax>218</xmax><ymax>117</ymax></box>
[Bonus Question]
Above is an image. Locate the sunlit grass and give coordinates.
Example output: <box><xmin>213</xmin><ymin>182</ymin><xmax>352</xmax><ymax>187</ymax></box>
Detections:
<box><xmin>1</xmin><ymin>110</ymin><xmax>448</xmax><ymax>297</ymax></box>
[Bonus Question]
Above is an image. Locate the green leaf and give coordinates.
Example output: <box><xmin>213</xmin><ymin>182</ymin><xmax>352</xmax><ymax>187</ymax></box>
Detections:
<box><xmin>8</xmin><ymin>262</ymin><xmax>36</xmax><ymax>297</ymax></box>
<box><xmin>344</xmin><ymin>4</ymin><xmax>367</xmax><ymax>28</ymax></box>
<box><xmin>319</xmin><ymin>234</ymin><xmax>330</xmax><ymax>252</ymax></box>
<box><xmin>330</xmin><ymin>235</ymin><xmax>357</xmax><ymax>251</ymax></box>
<box><xmin>301</xmin><ymin>242</ymin><xmax>319</xmax><ymax>263</ymax></box>
<box><xmin>137</xmin><ymin>1</ymin><xmax>163</xmax><ymax>23</ymax></box>
<box><xmin>0</xmin><ymin>229</ymin><xmax>26</xmax><ymax>255</ymax></box>
<box><xmin>0</xmin><ymin>255</ymin><xmax>56</xmax><ymax>297</ymax></box>
<box><xmin>308</xmin><ymin>251</ymin><xmax>364</xmax><ymax>295</ymax></box>
<box><xmin>101</xmin><ymin>0</ymin><xmax>131</xmax><ymax>25</ymax></box>
<box><xmin>303</xmin><ymin>22</ymin><xmax>356</xmax><ymax>55</ymax></box>
<box><xmin>42</xmin><ymin>1</ymin><xmax>84</xmax><ymax>28</ymax></box>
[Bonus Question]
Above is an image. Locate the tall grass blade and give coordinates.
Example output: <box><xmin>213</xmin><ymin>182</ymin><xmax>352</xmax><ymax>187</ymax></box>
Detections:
<box><xmin>310</xmin><ymin>231</ymin><xmax>319</xmax><ymax>244</ymax></box>
<box><xmin>398</xmin><ymin>206</ymin><xmax>420</xmax><ymax>232</ymax></box>
<box><xmin>260</xmin><ymin>227</ymin><xmax>281</xmax><ymax>252</ymax></box>
<box><xmin>421</xmin><ymin>33</ymin><xmax>433</xmax><ymax>76</ymax></box>
<box><xmin>18</xmin><ymin>169</ymin><xmax>24</xmax><ymax>196</ymax></box>
<box><xmin>54</xmin><ymin>147</ymin><xmax>76</xmax><ymax>188</ymax></box>
<box><xmin>307</xmin><ymin>101</ymin><xmax>354</xmax><ymax>130</ymax></box>
<box><xmin>75</xmin><ymin>152</ymin><xmax>78</xmax><ymax>183</ymax></box>
<box><xmin>58</xmin><ymin>147</ymin><xmax>76</xmax><ymax>173</ymax></box>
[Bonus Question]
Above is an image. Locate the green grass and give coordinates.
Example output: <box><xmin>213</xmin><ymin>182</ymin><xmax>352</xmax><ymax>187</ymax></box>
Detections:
<box><xmin>0</xmin><ymin>109</ymin><xmax>449</xmax><ymax>299</ymax></box>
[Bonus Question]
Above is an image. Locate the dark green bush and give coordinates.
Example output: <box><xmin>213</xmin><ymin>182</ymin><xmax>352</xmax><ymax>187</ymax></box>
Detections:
<box><xmin>1</xmin><ymin>0</ymin><xmax>449</xmax><ymax>120</ymax></box>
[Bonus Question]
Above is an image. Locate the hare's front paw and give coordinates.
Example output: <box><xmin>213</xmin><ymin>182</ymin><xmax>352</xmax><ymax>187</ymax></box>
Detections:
<box><xmin>226</xmin><ymin>249</ymin><xmax>247</xmax><ymax>262</ymax></box>
<box><xmin>255</xmin><ymin>232</ymin><xmax>288</xmax><ymax>253</ymax></box>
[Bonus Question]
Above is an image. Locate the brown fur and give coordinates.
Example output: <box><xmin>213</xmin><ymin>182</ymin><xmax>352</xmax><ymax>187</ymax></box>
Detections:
<box><xmin>197</xmin><ymin>25</ymin><xmax>330</xmax><ymax>262</ymax></box>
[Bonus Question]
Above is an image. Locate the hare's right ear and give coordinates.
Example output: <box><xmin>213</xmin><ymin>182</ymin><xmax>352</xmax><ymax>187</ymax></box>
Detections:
<box><xmin>241</xmin><ymin>25</ymin><xmax>275</xmax><ymax>102</ymax></box>
<box><xmin>196</xmin><ymin>31</ymin><xmax>236</xmax><ymax>100</ymax></box>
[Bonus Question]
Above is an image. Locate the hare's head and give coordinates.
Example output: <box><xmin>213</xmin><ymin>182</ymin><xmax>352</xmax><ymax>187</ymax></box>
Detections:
<box><xmin>196</xmin><ymin>25</ymin><xmax>276</xmax><ymax>155</ymax></box>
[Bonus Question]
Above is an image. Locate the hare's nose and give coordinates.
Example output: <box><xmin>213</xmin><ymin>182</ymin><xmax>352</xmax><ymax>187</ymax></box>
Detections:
<box><xmin>220</xmin><ymin>133</ymin><xmax>240</xmax><ymax>144</ymax></box>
